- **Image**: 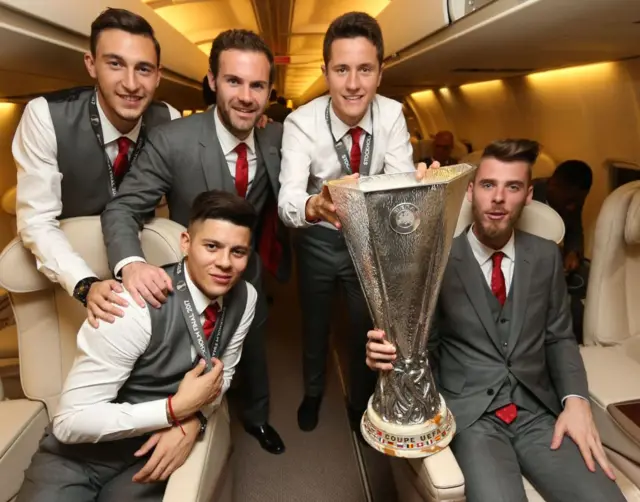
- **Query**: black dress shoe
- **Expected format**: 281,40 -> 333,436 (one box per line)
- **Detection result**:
298,395 -> 322,431
244,423 -> 285,454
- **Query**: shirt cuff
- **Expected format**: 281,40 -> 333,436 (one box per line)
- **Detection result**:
114,256 -> 146,278
136,399 -> 172,430
562,394 -> 587,407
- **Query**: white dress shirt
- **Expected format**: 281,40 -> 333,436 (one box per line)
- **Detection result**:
278,94 -> 416,229
52,265 -> 256,444
112,106 -> 257,277
466,226 -> 583,405
12,94 -> 181,296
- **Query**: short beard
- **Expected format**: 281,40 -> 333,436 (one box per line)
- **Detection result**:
471,201 -> 525,247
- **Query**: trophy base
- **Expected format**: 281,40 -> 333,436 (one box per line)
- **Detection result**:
360,394 -> 456,459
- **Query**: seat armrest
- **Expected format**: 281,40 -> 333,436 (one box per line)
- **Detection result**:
0,400 -> 49,502
163,399 -> 232,502
580,346 -> 640,407
399,447 -> 465,501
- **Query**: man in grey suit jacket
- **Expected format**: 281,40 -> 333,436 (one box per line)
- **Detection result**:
365,139 -> 624,502
101,29 -> 290,455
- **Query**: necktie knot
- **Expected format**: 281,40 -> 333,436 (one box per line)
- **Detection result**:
203,302 -> 221,339
349,127 -> 363,144
491,251 -> 504,268
117,136 -> 132,155
235,142 -> 247,158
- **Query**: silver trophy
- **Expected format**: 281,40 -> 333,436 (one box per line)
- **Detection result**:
326,164 -> 476,458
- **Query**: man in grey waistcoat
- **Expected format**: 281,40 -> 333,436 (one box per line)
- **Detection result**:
12,8 -> 180,326
100,29 -> 290,454
365,139 -> 625,502
16,190 -> 258,502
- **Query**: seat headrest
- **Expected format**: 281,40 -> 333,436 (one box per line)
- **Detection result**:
455,198 -> 565,244
1,186 -> 16,215
0,216 -> 186,293
625,190 -> 640,245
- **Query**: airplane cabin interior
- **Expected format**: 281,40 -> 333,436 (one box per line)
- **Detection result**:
0,0 -> 639,501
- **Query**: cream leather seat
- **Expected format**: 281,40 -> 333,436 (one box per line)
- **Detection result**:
581,180 -> 640,488
0,216 -> 232,502
392,199 -> 637,501
0,185 -> 18,400
461,150 -> 557,179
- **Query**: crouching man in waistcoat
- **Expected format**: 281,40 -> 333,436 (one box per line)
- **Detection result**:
12,7 -> 180,328
16,190 -> 257,502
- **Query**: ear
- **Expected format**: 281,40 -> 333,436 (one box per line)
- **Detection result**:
207,70 -> 216,92
466,181 -> 473,202
525,184 -> 533,205
155,64 -> 163,90
321,64 -> 329,85
84,52 -> 97,79
180,231 -> 191,256
377,62 -> 384,87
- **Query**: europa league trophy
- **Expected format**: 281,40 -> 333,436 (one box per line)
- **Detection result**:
326,164 -> 476,458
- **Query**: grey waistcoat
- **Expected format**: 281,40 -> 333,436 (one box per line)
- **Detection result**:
484,284 -> 539,413
45,86 -> 171,219
115,262 -> 248,405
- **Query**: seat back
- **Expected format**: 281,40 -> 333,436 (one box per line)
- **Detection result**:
0,216 -> 185,417
584,181 -> 640,347
454,198 -> 565,245
2,186 -> 16,237
461,150 -> 557,179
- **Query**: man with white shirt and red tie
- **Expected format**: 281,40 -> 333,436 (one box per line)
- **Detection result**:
278,11 -> 432,433
365,139 -> 625,502
12,8 -> 180,327
16,190 -> 257,502
100,29 -> 290,454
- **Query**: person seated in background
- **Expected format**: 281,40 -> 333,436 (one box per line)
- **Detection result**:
365,139 -> 624,502
266,95 -> 292,123
532,159 -> 593,343
422,130 -> 458,166
16,190 -> 257,502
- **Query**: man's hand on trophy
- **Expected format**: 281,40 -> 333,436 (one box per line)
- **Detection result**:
305,173 -> 359,229
366,329 -> 396,371
415,160 -> 441,180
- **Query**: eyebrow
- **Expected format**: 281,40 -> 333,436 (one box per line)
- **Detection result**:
102,53 -> 157,69
221,73 -> 268,86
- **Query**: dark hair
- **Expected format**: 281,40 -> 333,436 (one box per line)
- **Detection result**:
276,96 -> 286,106
90,8 -> 160,65
553,160 -> 593,192
202,75 -> 216,106
209,29 -> 275,85
323,12 -> 384,67
189,190 -> 257,230
481,139 -> 540,166
269,89 -> 277,101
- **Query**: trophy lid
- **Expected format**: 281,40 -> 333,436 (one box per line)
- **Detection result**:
325,163 -> 476,194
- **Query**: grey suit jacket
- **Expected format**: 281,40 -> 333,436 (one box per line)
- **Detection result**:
429,229 -> 588,432
101,109 -> 292,285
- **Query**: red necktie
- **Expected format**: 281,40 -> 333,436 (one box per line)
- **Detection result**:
235,143 -> 249,198
349,127 -> 363,174
112,137 -> 132,179
496,403 -> 518,424
202,303 -> 220,339
490,252 -> 507,306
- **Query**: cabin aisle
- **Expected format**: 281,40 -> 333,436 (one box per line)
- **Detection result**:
227,271 -> 367,502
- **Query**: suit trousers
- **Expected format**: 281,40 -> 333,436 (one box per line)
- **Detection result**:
450,406 -> 625,502
236,253 -> 270,426
17,431 -> 166,502
294,225 -> 376,413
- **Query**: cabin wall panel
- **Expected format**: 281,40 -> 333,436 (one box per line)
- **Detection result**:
408,59 -> 640,256
0,103 -> 22,249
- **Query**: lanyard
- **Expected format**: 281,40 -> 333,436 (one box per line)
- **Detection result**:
325,99 -> 374,176
175,259 -> 226,373
88,90 -> 146,197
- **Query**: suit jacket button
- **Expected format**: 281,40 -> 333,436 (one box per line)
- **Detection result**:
487,389 -> 495,396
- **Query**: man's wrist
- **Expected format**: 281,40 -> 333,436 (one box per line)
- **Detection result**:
73,276 -> 100,306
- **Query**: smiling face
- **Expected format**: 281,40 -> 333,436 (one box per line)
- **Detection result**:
323,36 -> 382,127
181,218 -> 251,299
84,28 -> 160,133
468,156 -> 533,249
209,49 -> 271,140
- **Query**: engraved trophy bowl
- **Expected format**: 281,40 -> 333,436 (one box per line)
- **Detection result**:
326,164 -> 477,458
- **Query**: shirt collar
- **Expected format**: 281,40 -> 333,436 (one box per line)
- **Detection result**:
466,225 -> 515,266
96,93 -> 142,145
183,261 -> 223,315
328,97 -> 374,142
213,106 -> 255,156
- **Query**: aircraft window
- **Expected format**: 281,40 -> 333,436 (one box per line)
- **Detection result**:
607,160 -> 640,191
